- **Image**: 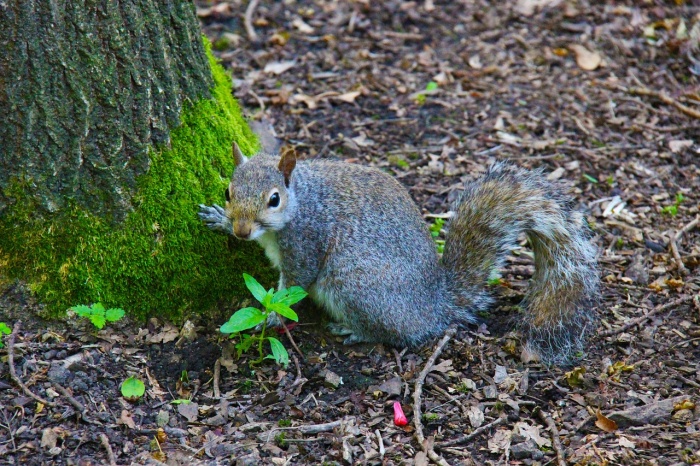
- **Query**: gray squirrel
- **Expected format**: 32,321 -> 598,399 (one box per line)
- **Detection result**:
199,141 -> 598,365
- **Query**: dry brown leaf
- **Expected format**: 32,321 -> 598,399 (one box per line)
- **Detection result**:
263,61 -> 296,75
336,91 -> 361,103
569,44 -> 602,71
119,409 -> 137,429
595,409 -> 618,432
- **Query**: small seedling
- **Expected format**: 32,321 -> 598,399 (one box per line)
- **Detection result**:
415,81 -> 438,104
661,192 -> 684,216
422,413 -> 440,422
121,375 -> 146,401
170,399 -> 191,405
0,322 -> 10,348
69,303 -> 125,329
582,173 -> 598,184
278,419 -> 292,427
429,218 -> 446,254
220,274 -> 307,368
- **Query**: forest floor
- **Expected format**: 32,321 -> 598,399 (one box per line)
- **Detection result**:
2,1 -> 700,465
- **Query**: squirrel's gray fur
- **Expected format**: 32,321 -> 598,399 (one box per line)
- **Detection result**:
199,143 -> 598,365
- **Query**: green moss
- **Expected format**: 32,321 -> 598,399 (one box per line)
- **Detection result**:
0,44 -> 276,321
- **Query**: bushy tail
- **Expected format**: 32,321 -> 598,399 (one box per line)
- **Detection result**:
442,162 -> 598,365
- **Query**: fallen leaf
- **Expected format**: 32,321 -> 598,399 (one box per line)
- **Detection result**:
292,18 -> 314,34
515,422 -> 551,448
595,409 -> 618,432
668,140 -> 693,153
177,402 -> 199,423
619,436 -> 636,449
488,429 -> 512,453
468,406 -> 484,428
674,399 -> 695,411
264,61 -> 296,75
119,409 -> 137,429
569,44 -> 602,70
336,91 -> 361,103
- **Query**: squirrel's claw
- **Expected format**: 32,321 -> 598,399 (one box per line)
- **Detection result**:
198,204 -> 233,235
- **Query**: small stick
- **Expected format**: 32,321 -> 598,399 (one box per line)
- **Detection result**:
213,358 -> 221,399
436,417 -> 506,448
244,0 -> 261,43
53,383 -> 99,425
630,87 -> 700,119
669,216 -> 699,275
7,321 -> 56,407
100,433 -> 118,466
413,326 -> 456,466
375,429 -> 385,459
599,295 -> 695,338
283,324 -> 303,359
266,418 -> 348,443
535,408 -> 566,466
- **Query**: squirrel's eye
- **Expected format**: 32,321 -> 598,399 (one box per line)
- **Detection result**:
224,188 -> 231,202
268,192 -> 280,208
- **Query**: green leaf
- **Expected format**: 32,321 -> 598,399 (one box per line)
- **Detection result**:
261,289 -> 274,308
425,81 -> 438,91
170,399 -> 191,405
279,286 -> 307,306
235,333 -> 255,357
89,314 -> 106,329
582,173 -> 598,184
0,323 -> 11,335
71,305 -> 93,317
220,307 -> 265,334
121,376 -> 146,399
105,308 -> 125,322
243,273 -> 268,304
266,302 -> 299,322
272,288 -> 288,303
267,337 -> 290,368
91,302 -> 106,315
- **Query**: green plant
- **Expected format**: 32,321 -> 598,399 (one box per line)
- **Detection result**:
582,173 -> 598,184
278,419 -> 292,427
0,322 -> 10,348
422,413 -> 440,422
274,432 -> 288,447
69,303 -> 125,329
429,218 -> 446,254
415,81 -> 438,105
171,399 -> 191,405
121,375 -> 146,401
661,192 -> 684,216
220,274 -> 307,368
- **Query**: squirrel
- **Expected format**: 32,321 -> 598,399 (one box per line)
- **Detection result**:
199,141 -> 599,365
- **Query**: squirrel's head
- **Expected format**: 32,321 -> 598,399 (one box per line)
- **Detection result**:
224,143 -> 297,241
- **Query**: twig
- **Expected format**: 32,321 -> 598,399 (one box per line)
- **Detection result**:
244,0 -> 261,43
630,87 -> 700,119
7,321 -> 56,407
100,433 -> 117,466
535,408 -> 566,466
283,324 -> 303,359
375,429 -> 385,460
413,326 -> 456,466
53,383 -> 100,425
669,216 -> 699,275
436,417 -> 506,448
598,295 -> 696,338
265,418 -> 348,443
213,358 -> 221,399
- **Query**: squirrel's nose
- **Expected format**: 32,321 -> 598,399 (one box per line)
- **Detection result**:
233,222 -> 252,240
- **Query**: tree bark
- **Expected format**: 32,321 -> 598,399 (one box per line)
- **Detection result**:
0,0 -> 272,319
0,0 -> 211,220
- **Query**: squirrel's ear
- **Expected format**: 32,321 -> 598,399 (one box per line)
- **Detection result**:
232,142 -> 248,166
278,145 -> 297,187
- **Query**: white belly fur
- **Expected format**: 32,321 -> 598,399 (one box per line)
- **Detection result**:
255,231 -> 282,270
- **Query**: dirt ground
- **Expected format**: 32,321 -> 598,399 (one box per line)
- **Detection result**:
2,1 -> 700,465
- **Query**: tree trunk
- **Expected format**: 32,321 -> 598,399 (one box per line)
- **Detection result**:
0,0 -> 273,319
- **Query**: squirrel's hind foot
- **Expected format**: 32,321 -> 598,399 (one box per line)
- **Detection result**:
327,323 -> 368,345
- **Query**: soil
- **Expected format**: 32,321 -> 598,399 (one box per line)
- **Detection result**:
2,1 -> 700,465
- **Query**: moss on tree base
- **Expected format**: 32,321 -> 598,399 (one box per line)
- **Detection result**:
0,48 -> 276,321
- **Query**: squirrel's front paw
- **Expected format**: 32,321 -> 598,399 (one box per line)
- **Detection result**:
198,204 -> 233,235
